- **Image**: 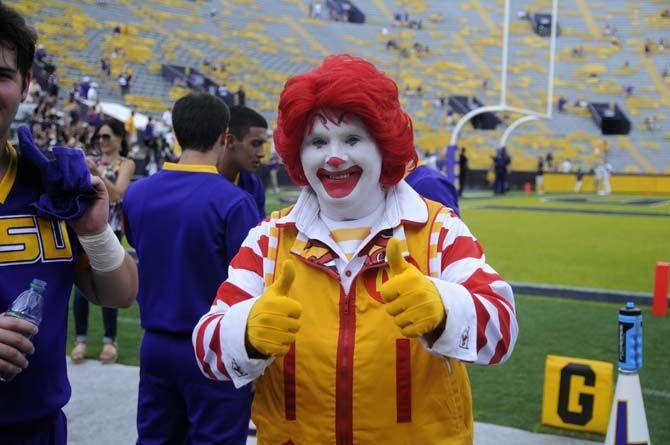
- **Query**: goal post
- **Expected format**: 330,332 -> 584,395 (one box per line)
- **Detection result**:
444,0 -> 560,184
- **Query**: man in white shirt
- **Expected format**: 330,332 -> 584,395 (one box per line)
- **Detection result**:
87,82 -> 98,102
161,108 -> 172,128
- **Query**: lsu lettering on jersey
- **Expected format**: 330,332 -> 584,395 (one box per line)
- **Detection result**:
0,143 -> 82,425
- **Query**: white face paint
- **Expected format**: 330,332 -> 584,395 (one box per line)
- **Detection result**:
300,112 -> 385,221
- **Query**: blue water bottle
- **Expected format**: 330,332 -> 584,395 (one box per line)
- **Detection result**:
618,301 -> 642,373
0,279 -> 47,382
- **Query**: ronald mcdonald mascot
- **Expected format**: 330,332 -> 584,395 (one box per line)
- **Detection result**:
193,55 -> 518,444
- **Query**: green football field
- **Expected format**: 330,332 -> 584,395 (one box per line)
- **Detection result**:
70,190 -> 670,443
460,192 -> 670,293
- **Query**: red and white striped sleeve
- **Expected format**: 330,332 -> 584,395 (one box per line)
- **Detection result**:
424,209 -> 518,365
192,220 -> 274,387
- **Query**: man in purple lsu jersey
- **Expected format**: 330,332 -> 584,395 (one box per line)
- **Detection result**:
0,5 -> 138,444
123,93 -> 260,444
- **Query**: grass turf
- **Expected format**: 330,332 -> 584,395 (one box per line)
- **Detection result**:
461,193 -> 670,215
462,205 -> 669,293
468,294 -> 669,444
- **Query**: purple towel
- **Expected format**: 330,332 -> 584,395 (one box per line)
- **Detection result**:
17,125 -> 96,220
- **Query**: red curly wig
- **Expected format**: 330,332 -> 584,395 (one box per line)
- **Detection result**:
274,54 -> 416,186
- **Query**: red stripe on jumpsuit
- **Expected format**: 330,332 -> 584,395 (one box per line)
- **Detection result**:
195,314 -> 222,380
395,338 -> 412,423
284,343 -> 296,420
336,283 -> 356,445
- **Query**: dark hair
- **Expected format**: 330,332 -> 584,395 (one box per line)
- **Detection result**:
92,118 -> 129,156
172,93 -> 230,152
0,3 -> 38,82
229,105 -> 268,140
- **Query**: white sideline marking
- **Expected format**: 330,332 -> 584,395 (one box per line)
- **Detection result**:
643,388 -> 670,399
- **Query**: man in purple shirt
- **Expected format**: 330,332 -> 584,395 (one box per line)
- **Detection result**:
405,163 -> 460,216
0,5 -> 138,443
218,105 -> 268,218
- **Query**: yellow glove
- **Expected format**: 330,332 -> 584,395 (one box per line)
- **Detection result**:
246,261 -> 302,357
380,238 -> 446,338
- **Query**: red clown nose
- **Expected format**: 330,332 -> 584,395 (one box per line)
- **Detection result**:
327,157 -> 346,168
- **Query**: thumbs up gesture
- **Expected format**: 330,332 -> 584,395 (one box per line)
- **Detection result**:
380,238 -> 446,338
246,261 -> 302,358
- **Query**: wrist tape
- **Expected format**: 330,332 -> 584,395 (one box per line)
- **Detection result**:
78,225 -> 126,272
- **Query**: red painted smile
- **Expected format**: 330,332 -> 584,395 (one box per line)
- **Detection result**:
317,166 -> 362,198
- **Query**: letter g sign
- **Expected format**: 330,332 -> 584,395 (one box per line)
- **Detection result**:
558,363 -> 595,425
541,355 -> 613,434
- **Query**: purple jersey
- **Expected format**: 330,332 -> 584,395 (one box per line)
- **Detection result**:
237,171 -> 265,219
405,165 -> 460,216
123,163 -> 261,334
124,162 -> 258,443
0,144 -> 82,425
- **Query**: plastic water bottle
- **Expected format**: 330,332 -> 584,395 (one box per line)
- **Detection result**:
0,279 -> 47,383
618,301 -> 642,373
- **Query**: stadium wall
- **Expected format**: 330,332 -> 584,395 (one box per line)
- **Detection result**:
544,173 -> 670,194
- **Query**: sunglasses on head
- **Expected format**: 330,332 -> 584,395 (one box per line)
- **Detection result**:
97,134 -> 112,141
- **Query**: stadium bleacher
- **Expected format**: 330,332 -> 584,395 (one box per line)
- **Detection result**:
9,0 -> 670,173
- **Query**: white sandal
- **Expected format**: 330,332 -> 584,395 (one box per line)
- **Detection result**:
70,341 -> 87,364
99,342 -> 118,364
